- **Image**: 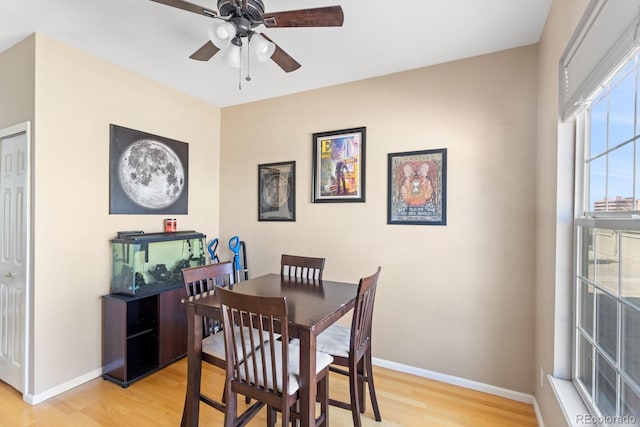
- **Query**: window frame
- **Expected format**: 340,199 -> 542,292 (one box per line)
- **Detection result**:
572,50 -> 640,423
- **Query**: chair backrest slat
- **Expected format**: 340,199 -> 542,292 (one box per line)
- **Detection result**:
231,309 -> 243,378
268,317 -> 278,392
280,254 -> 326,280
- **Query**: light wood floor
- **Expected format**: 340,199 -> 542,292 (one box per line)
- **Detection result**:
0,358 -> 538,426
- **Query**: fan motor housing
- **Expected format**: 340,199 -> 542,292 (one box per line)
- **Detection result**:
217,0 -> 265,21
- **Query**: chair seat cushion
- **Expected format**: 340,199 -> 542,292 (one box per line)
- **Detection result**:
203,325 -> 274,361
315,324 -> 350,358
240,341 -> 333,395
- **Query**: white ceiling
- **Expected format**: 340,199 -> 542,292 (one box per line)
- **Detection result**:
0,0 -> 552,107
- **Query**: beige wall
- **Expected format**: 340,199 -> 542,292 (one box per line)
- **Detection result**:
220,45 -> 538,393
23,34 -> 221,395
535,1 -> 589,426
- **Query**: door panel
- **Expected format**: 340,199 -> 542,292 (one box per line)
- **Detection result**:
0,128 -> 28,393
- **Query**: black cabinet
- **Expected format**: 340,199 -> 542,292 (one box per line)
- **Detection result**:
102,286 -> 186,387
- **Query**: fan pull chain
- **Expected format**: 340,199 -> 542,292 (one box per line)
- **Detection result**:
238,43 -> 243,90
246,37 -> 252,82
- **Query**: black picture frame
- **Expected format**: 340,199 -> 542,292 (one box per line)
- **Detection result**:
258,161 -> 296,221
312,127 -> 366,203
387,148 -> 447,225
109,124 -> 188,215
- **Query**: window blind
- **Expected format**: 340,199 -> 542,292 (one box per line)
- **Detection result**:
560,0 -> 640,121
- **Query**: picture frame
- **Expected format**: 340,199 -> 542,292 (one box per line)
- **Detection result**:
258,161 -> 296,221
312,127 -> 366,203
387,148 -> 447,225
109,124 -> 188,215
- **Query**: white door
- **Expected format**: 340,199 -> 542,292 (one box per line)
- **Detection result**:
0,123 -> 29,394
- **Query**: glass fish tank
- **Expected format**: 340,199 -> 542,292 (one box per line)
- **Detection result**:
111,230 -> 206,296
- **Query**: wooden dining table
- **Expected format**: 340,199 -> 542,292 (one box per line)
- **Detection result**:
181,273 -> 358,427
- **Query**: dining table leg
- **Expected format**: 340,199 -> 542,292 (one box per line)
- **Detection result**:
298,328 -> 317,427
181,304 -> 203,427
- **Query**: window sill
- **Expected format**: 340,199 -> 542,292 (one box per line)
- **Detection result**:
548,376 -> 595,426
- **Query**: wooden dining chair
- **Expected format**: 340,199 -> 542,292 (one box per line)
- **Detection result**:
314,267 -> 382,427
216,286 -> 333,427
280,254 -> 326,280
181,261 -> 264,414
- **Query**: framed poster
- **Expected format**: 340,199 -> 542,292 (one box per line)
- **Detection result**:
109,124 -> 188,214
312,127 -> 365,203
387,148 -> 447,225
258,161 -> 295,221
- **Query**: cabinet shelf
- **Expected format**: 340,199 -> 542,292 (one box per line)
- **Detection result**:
127,328 -> 155,340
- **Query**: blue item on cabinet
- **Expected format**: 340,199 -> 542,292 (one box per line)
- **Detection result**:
207,238 -> 220,263
228,235 -> 248,281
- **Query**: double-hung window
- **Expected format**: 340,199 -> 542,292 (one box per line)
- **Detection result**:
574,52 -> 640,424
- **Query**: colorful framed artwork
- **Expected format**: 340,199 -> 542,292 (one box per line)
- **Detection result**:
387,148 -> 447,225
312,127 -> 366,203
109,124 -> 188,215
258,161 -> 296,221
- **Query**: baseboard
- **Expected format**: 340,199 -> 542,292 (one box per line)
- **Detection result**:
24,368 -> 102,405
533,396 -> 546,427
371,356 -> 536,405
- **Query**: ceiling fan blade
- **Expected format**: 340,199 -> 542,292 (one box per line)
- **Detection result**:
149,0 -> 217,18
189,40 -> 220,61
263,6 -> 344,28
260,33 -> 301,73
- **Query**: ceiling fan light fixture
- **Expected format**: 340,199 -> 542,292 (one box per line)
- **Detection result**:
250,33 -> 275,62
208,21 -> 237,49
154,0 -> 346,75
223,40 -> 242,68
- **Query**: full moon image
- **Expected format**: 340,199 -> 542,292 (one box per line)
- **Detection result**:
263,175 -> 290,207
118,139 -> 185,209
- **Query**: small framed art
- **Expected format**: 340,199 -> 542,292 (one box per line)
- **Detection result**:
387,148 -> 447,225
258,161 -> 296,221
312,127 -> 365,203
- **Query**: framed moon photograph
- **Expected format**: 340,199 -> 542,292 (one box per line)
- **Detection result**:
258,161 -> 295,221
109,124 -> 188,215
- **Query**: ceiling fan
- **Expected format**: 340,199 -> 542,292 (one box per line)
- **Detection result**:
150,0 -> 344,73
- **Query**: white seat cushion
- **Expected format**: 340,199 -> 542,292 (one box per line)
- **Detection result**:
203,325 -> 270,361
239,341 -> 333,395
315,324 -> 350,358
